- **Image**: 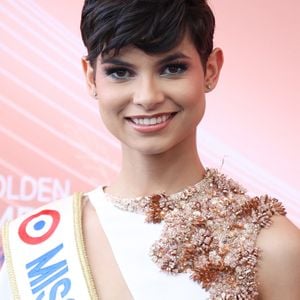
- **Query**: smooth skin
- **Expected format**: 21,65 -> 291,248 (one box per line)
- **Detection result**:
83,34 -> 222,196
82,32 -> 300,299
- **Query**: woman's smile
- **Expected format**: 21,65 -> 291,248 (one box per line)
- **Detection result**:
125,112 -> 178,133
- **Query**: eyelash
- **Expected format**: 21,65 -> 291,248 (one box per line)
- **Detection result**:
161,63 -> 188,76
103,62 -> 188,80
104,67 -> 134,80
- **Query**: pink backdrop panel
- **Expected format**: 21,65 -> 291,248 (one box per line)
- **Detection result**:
0,0 -> 299,228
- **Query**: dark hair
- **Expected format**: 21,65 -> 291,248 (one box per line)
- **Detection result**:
80,0 -> 215,68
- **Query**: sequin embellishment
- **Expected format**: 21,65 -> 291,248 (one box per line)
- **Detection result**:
105,169 -> 286,299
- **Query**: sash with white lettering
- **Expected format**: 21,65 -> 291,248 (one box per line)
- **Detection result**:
2,193 -> 98,300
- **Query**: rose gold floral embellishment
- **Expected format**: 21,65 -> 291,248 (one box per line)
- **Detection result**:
105,169 -> 286,299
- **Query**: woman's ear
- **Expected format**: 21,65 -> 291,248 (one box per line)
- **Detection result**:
204,48 -> 224,92
81,56 -> 97,98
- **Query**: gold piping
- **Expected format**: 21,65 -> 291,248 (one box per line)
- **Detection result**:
2,222 -> 21,300
73,192 -> 99,299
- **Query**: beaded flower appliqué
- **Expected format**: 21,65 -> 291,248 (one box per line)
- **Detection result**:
106,169 -> 286,299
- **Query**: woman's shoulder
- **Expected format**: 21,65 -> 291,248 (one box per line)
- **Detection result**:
257,215 -> 300,299
257,215 -> 300,252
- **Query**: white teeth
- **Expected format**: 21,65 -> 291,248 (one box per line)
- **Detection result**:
131,114 -> 172,126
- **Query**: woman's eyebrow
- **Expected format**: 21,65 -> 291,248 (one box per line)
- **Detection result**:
100,57 -> 134,68
157,52 -> 191,65
100,52 -> 190,67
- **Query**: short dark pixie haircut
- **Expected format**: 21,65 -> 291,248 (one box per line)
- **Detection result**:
80,0 -> 215,69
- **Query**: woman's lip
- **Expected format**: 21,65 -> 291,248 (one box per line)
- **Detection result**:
125,112 -> 176,119
126,113 -> 176,133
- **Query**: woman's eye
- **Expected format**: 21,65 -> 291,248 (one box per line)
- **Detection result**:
105,68 -> 133,80
162,63 -> 187,76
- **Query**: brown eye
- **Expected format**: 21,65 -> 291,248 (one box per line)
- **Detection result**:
167,66 -> 181,73
104,67 -> 134,80
162,63 -> 188,76
114,70 -> 129,78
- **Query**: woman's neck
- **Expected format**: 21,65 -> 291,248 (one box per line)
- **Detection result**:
107,140 -> 205,197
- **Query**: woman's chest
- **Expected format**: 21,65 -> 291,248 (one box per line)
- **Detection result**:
83,198 -> 209,300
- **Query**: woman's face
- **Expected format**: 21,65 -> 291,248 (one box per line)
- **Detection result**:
83,33 -> 223,155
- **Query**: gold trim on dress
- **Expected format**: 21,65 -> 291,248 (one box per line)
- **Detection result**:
2,222 -> 21,300
73,192 -> 99,300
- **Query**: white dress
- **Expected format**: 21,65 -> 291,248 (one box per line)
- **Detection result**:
0,186 -> 209,300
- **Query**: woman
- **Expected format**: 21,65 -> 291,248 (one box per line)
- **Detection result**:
1,0 -> 300,299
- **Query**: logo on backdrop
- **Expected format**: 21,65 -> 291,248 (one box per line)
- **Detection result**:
0,175 -> 71,226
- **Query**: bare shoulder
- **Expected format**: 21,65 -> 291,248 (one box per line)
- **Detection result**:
256,215 -> 300,300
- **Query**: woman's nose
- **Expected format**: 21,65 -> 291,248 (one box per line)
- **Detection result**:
132,76 -> 165,110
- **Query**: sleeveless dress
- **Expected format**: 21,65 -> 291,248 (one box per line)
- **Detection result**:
0,169 -> 286,299
0,187 -> 208,299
